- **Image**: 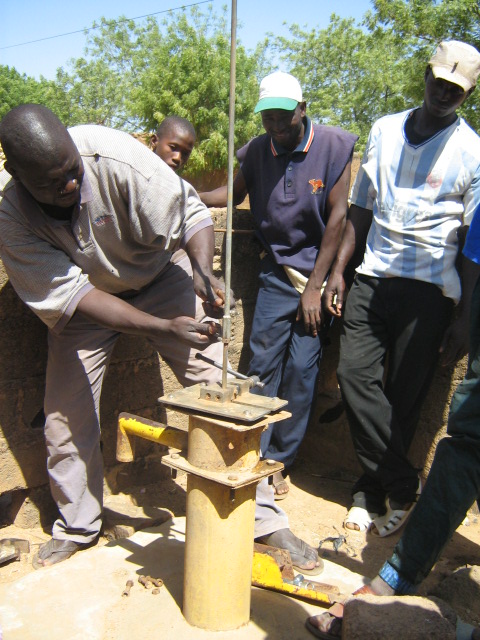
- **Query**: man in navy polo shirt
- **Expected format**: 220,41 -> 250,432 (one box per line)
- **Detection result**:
201,72 -> 358,503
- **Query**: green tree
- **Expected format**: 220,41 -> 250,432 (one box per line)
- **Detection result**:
367,0 -> 480,132
57,6 -> 263,172
268,1 -> 480,148
53,58 -> 136,128
50,16 -> 142,129
268,16 -> 415,148
0,66 -> 59,119
370,0 -> 479,49
136,8 -> 261,172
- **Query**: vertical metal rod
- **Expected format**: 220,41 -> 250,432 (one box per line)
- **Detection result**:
222,0 -> 237,389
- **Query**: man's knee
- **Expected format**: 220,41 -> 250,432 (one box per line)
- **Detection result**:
337,358 -> 363,390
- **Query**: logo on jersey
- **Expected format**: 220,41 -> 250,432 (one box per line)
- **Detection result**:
93,215 -> 114,227
309,178 -> 325,194
426,172 -> 443,189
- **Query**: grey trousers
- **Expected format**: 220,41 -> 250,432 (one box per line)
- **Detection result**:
44,253 -> 287,542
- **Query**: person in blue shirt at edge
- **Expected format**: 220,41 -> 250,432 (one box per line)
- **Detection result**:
200,71 -> 358,505
306,39 -> 480,640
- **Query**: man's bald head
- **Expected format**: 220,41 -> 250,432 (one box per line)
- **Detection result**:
0,104 -> 72,169
0,104 -> 84,209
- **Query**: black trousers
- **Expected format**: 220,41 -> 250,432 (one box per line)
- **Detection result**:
381,276 -> 480,592
337,275 -> 453,513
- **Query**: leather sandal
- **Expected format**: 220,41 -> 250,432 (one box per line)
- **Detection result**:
305,584 -> 377,638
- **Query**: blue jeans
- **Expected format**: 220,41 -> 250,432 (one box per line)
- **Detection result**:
248,254 -> 327,468
379,277 -> 480,593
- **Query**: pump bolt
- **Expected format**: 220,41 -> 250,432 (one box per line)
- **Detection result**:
138,575 -> 153,589
146,576 -> 164,588
122,580 -> 134,597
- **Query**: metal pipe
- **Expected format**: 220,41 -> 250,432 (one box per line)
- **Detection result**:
183,476 -> 256,629
116,412 -> 188,462
183,413 -> 258,630
222,0 -> 237,389
195,352 -> 265,389
117,405 -> 287,631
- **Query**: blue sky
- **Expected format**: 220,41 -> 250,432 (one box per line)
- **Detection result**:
0,0 -> 373,81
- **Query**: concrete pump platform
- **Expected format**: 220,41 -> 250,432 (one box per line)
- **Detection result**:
0,516 -> 366,640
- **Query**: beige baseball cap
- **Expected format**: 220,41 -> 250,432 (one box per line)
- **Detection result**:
254,71 -> 303,113
429,40 -> 480,91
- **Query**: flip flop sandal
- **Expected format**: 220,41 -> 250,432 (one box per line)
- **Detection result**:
273,478 -> 289,501
371,504 -> 415,537
32,538 -> 85,570
343,506 -> 379,532
256,533 -> 325,576
292,556 -> 325,576
305,612 -> 343,639
288,537 -> 325,576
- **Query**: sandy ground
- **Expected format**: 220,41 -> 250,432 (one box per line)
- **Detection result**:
0,460 -> 479,621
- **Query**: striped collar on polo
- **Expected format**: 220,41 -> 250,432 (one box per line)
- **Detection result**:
270,116 -> 314,156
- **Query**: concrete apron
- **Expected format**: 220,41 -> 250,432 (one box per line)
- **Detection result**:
0,517 -> 366,640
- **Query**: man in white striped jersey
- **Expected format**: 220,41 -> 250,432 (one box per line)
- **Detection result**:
322,40 -> 480,541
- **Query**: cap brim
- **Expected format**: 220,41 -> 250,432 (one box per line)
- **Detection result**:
254,97 -> 299,113
430,65 -> 471,91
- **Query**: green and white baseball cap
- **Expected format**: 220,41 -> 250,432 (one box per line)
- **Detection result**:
254,71 -> 303,113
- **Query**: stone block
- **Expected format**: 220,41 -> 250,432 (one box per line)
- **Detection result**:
7,486 -> 57,529
342,594 -> 457,640
103,493 -> 172,541
0,438 -> 48,493
106,456 -> 171,494
430,565 -> 480,627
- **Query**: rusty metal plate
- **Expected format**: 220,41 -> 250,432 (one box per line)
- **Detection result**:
162,453 -> 284,487
158,382 -> 288,422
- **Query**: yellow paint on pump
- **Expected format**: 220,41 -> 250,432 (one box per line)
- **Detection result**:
252,552 -> 334,604
116,412 -> 187,462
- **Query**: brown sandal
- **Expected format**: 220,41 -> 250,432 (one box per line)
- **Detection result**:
32,538 -> 87,569
305,584 -> 377,638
